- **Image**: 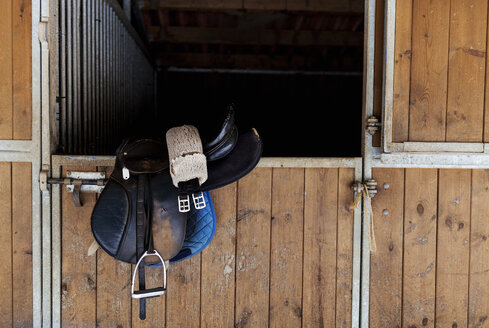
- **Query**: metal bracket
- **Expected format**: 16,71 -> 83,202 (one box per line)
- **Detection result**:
46,171 -> 107,207
366,116 -> 382,135
351,179 -> 378,198
40,164 -> 50,191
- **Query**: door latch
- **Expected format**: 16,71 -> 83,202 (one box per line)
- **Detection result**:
351,179 -> 378,198
43,171 -> 107,207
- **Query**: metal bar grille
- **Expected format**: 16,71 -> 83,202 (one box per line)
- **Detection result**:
58,0 -> 155,155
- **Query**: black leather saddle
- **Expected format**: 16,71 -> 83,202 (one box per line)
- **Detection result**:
90,106 -> 262,320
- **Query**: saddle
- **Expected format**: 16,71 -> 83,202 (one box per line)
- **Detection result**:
90,106 -> 262,320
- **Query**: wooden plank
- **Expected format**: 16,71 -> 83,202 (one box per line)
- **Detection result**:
144,0 -> 243,10
235,168 -> 272,328
408,0 -> 450,142
0,1 -> 12,139
392,0 -> 412,142
138,0 -> 363,12
131,265 -> 166,327
369,168 -> 404,327
335,168 -> 355,328
468,170 -> 489,327
155,52 -> 359,71
446,0 -> 487,142
269,168 -> 304,328
485,18 -> 489,143
61,166 -> 97,326
349,0 -> 363,12
302,168 -> 338,327
402,169 -> 437,328
12,162 -> 32,327
244,0 -> 285,11
201,184 -> 237,328
0,163 -> 12,327
435,169 -> 471,327
286,0 -> 353,12
166,256 -> 201,327
148,27 -> 364,47
12,0 -> 31,140
96,251 -> 132,327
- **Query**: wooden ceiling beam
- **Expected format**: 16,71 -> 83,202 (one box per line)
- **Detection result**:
137,0 -> 363,13
147,26 -> 363,47
153,52 -> 362,71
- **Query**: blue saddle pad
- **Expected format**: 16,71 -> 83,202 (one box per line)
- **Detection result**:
170,191 -> 216,263
148,191 -> 216,266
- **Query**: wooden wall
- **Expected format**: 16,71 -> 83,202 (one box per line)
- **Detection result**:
0,0 -> 33,327
391,0 -> 489,143
370,168 -> 489,328
60,167 -> 356,327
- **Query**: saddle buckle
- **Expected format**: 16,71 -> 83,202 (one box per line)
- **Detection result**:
192,192 -> 206,210
122,167 -> 130,180
131,250 -> 167,299
178,194 -> 191,213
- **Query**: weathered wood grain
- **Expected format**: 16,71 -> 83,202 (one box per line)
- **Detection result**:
0,1 -> 13,139
468,170 -> 489,327
97,251 -> 132,327
269,168 -> 304,328
12,163 -> 32,327
446,0 -> 487,142
409,0 -> 450,142
235,168 -> 272,328
435,169 -> 471,327
302,168 -> 338,328
0,163 -> 12,327
12,0 -> 31,140
402,169 -> 437,328
166,256 -> 201,328
392,0 -> 412,142
335,168 -> 355,328
201,184 -> 237,328
369,168 -> 404,327
61,166 -> 97,327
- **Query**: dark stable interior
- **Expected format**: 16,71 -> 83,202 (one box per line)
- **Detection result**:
139,9 -> 365,157
155,70 -> 362,157
61,8 -> 364,157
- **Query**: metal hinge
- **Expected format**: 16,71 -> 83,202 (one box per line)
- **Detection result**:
44,171 -> 107,207
351,179 -> 378,198
366,116 -> 382,135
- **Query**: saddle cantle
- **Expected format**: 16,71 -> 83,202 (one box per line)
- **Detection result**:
90,105 -> 262,320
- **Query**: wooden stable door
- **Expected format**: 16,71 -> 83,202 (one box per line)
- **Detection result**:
58,165 -> 359,327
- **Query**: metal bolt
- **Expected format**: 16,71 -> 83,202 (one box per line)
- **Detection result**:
383,183 -> 390,190
382,209 -> 389,216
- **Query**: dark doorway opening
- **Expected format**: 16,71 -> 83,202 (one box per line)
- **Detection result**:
156,69 -> 362,157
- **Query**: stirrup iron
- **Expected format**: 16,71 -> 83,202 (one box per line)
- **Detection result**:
131,250 -> 167,299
